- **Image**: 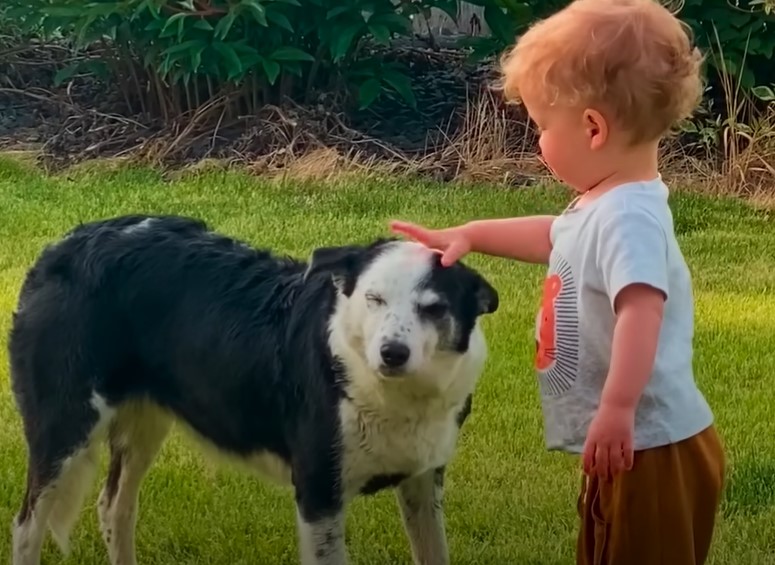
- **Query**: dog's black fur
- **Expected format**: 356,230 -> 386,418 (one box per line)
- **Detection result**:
9,214 -> 498,565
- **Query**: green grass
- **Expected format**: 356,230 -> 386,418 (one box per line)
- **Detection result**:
0,155 -> 774,564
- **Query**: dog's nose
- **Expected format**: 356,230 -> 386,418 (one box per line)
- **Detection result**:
380,342 -> 410,368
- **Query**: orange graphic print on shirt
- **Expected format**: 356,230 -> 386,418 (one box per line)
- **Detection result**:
535,253 -> 579,396
536,274 -> 561,371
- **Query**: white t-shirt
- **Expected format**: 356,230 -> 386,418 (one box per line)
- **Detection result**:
534,178 -> 714,453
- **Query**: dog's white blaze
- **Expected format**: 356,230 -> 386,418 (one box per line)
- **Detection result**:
341,241 -> 438,375
327,241 -> 489,499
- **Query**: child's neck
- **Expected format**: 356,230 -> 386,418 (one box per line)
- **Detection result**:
576,140 -> 660,206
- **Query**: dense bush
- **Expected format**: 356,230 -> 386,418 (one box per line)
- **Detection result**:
464,0 -> 775,95
679,0 -> 774,93
4,0 -> 457,117
3,0 -> 774,119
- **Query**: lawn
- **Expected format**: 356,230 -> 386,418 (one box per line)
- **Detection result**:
0,154 -> 774,565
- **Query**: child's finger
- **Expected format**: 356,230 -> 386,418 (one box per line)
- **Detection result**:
582,440 -> 595,474
440,239 -> 468,266
609,444 -> 624,476
389,220 -> 432,243
595,444 -> 610,479
623,439 -> 634,470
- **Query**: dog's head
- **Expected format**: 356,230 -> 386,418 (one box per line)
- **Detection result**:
305,239 -> 498,384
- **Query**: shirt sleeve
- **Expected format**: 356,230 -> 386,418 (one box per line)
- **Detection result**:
596,208 -> 669,310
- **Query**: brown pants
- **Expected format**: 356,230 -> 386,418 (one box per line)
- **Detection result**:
577,425 -> 725,565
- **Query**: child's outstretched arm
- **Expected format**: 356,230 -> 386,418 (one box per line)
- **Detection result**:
389,216 -> 556,266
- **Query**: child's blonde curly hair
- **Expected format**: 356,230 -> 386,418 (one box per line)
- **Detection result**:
499,0 -> 704,145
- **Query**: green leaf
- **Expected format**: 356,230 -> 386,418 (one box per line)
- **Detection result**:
44,6 -> 89,17
751,85 -> 775,102
326,6 -> 351,19
270,46 -> 315,62
740,67 -> 756,90
242,0 -> 268,26
381,70 -> 416,108
358,78 -> 382,109
161,39 -> 206,56
212,41 -> 244,80
190,44 -> 204,72
761,37 -> 775,59
261,57 -> 281,84
728,11 -> 752,29
144,18 -> 165,31
360,7 -> 375,22
213,10 -> 238,39
192,19 -> 214,31
368,12 -> 411,33
162,12 -> 188,34
368,23 -> 391,45
266,10 -> 294,32
130,0 -> 154,20
53,63 -> 81,87
483,4 -> 515,43
331,22 -> 364,62
159,48 -> 193,79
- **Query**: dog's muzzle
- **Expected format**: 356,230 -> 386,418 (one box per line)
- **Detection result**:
379,341 -> 410,376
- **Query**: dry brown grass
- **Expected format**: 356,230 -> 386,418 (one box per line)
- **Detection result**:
4,56 -> 773,202
211,88 -> 554,188
257,81 -> 775,201
415,88 -> 550,186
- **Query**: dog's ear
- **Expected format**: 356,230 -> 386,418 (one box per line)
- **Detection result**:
304,245 -> 363,295
473,274 -> 499,316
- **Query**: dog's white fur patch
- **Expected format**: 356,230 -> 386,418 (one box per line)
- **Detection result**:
327,241 -> 487,497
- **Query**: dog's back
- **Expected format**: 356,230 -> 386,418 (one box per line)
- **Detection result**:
11,213 -> 338,447
9,215 -> 499,565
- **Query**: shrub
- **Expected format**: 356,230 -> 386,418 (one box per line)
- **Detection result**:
458,0 -> 774,97
5,0 -> 440,118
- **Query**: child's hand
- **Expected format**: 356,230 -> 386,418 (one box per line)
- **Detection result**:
389,220 -> 471,266
582,402 -> 635,479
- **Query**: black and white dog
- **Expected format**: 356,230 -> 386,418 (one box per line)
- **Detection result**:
9,214 -> 499,565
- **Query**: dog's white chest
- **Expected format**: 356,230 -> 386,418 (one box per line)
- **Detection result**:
338,398 -> 460,498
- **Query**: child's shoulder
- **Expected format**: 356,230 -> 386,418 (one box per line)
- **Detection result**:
591,178 -> 676,238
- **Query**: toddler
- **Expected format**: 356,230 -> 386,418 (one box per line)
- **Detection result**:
390,0 -> 725,563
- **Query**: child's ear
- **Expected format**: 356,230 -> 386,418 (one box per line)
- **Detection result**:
583,108 -> 608,150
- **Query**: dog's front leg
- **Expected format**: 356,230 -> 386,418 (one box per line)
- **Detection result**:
292,426 -> 347,565
295,505 -> 347,565
396,466 -> 449,565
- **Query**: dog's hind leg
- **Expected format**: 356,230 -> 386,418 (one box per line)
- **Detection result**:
97,400 -> 171,565
12,394 -> 113,565
396,466 -> 449,565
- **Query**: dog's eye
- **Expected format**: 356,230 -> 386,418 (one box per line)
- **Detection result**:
419,302 -> 448,319
366,293 -> 386,306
